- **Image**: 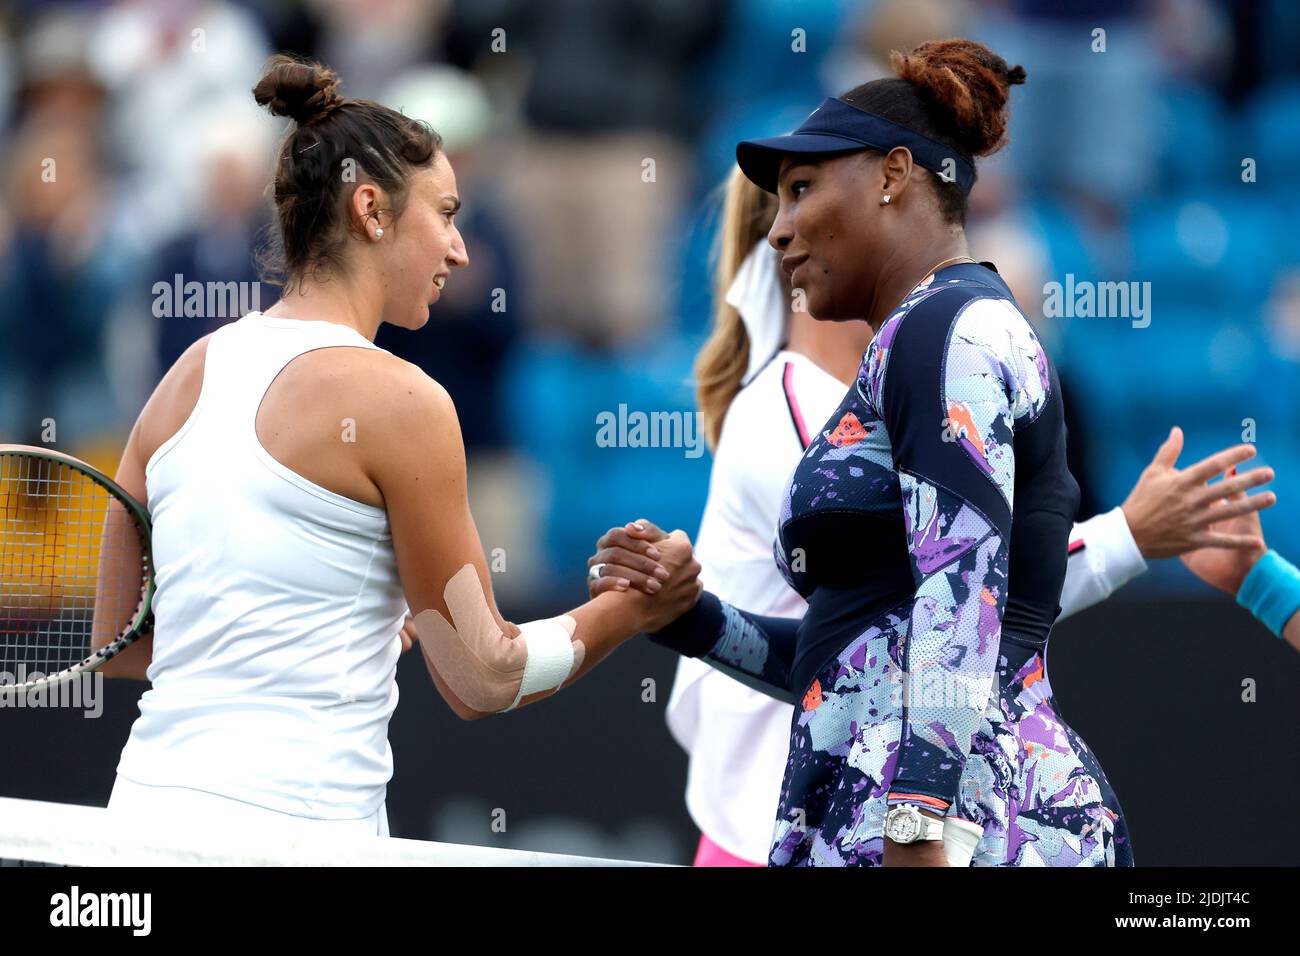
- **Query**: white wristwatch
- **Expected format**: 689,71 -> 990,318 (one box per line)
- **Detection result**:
884,803 -> 944,844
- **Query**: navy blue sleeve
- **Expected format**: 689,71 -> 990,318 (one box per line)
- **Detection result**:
648,591 -> 799,704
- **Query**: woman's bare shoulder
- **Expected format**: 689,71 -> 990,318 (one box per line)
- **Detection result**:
290,346 -> 461,452
136,333 -> 214,466
304,346 -> 453,415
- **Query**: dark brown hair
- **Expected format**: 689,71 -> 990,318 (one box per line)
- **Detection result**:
841,39 -> 1026,224
252,54 -> 442,287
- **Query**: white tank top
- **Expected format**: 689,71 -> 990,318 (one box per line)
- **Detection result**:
116,312 -> 409,819
665,350 -> 851,862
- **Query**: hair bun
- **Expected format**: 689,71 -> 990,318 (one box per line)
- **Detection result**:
253,55 -> 343,125
890,39 -> 1026,157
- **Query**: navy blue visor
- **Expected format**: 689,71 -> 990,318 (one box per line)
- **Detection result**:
736,97 -> 976,195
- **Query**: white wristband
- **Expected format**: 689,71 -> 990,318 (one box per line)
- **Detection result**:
507,616 -> 577,711
1085,506 -> 1148,588
942,816 -> 984,867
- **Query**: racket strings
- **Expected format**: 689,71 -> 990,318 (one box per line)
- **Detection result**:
0,453 -> 150,678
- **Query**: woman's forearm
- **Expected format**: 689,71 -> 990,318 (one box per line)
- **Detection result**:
564,589 -> 650,682
648,590 -> 799,702
1236,549 -> 1300,653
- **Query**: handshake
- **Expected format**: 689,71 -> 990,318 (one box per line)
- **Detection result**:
586,519 -> 704,632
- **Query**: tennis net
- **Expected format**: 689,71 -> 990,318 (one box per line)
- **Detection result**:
0,796 -> 666,867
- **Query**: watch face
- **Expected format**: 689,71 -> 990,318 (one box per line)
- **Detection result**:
887,811 -> 919,843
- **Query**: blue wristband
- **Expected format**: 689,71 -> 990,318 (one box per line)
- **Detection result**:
1236,550 -> 1300,638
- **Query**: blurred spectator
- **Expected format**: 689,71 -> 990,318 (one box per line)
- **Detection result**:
305,0 -> 449,100
373,66 -> 522,452
822,0 -> 971,94
0,109 -> 126,445
445,0 -> 725,137
0,7 -> 130,446
445,0 -> 728,346
8,6 -> 104,124
150,97 -> 277,375
975,0 -> 1162,219
87,0 -> 271,248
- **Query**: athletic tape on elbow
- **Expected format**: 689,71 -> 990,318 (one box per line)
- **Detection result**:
412,564 -> 583,713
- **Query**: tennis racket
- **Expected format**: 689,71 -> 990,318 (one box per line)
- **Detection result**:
0,445 -> 154,696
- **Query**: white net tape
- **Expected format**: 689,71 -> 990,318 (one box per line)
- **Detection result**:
0,797 -> 667,867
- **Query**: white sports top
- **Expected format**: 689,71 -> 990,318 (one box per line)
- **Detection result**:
116,312 -> 409,819
665,351 -> 848,862
665,349 -> 1149,863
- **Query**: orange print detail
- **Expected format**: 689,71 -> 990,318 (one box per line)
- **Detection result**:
802,679 -> 823,711
827,412 -> 868,448
980,587 -> 997,605
1022,658 -> 1045,690
888,793 -> 950,811
946,401 -> 985,457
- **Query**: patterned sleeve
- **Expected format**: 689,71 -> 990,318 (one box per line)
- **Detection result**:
648,591 -> 800,704
873,292 -> 1048,815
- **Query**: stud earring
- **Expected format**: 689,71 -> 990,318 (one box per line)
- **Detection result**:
374,228 -> 384,238
880,195 -> 892,205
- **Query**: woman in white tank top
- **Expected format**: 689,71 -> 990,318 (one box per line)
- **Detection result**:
99,56 -> 703,839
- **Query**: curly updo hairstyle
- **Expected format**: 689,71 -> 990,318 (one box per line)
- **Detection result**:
841,39 -> 1026,225
252,54 -> 443,288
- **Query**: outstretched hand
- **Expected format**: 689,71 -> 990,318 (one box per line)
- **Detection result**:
1121,427 -> 1274,560
1179,465 -> 1270,596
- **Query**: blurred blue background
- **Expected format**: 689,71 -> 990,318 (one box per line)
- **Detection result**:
2,0 -> 1295,607
1,0 -> 1299,865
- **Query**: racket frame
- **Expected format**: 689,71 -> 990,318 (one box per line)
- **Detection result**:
0,444 -> 154,696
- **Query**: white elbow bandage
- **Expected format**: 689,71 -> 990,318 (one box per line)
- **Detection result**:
413,564 -> 583,714
509,617 -> 578,711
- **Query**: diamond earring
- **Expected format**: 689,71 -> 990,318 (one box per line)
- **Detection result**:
880,195 -> 892,205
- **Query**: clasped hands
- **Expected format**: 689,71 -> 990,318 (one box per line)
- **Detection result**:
586,518 -> 703,632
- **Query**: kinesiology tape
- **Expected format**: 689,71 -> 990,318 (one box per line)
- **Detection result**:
413,564 -> 584,713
